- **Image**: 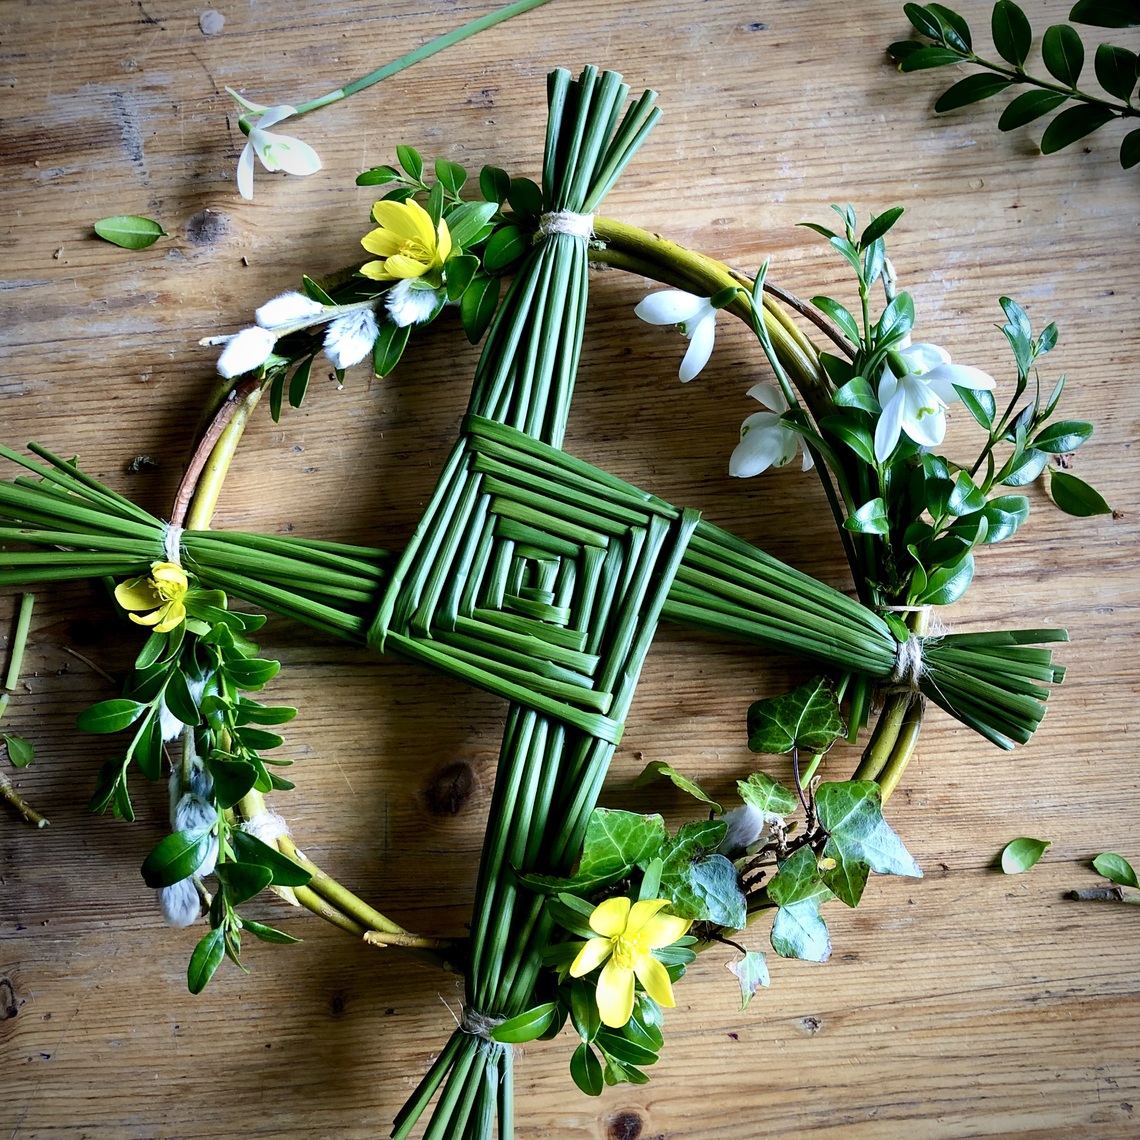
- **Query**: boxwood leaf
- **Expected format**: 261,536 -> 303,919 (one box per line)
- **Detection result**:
917,551 -> 975,604
859,206 -> 905,249
395,144 -> 423,182
1040,103 -> 1116,152
1121,127 -> 1140,168
1048,470 -> 1113,516
832,376 -> 880,414
1042,23 -> 1085,85
3,733 -> 34,768
1092,852 -> 1139,888
187,927 -> 225,994
1001,836 -> 1051,873
242,918 -> 302,944
935,73 -> 1013,112
844,497 -> 890,535
999,89 -> 1069,131
992,0 -> 1033,66
213,860 -> 273,905
355,164 -> 402,186
810,295 -> 861,343
955,383 -> 996,429
491,1002 -> 558,1044
747,676 -> 845,754
434,158 -> 466,196
224,657 -> 280,689
93,215 -> 167,249
229,829 -> 312,887
1032,419 -> 1093,453
479,164 -> 511,204
141,826 -> 212,888
77,698 -> 147,734
206,755 -> 259,810
459,273 -> 500,344
1094,43 -> 1138,99
979,494 -> 1030,543
570,1042 -> 604,1096
900,45 -> 965,70
1068,0 -> 1140,27
163,667 -> 201,727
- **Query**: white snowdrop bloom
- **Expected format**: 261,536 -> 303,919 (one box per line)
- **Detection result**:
232,100 -> 322,202
634,289 -> 718,383
730,384 -> 813,478
323,307 -> 379,369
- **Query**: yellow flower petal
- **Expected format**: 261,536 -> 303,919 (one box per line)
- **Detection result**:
382,254 -> 430,280
596,957 -> 636,1028
360,228 -> 404,258
626,898 -> 669,936
149,561 -> 187,587
358,259 -> 395,282
590,896 -> 631,938
114,579 -> 161,611
642,912 -> 692,951
569,936 -> 614,978
436,217 -> 452,263
128,610 -> 164,628
633,953 -> 676,1008
152,599 -> 186,634
371,199 -> 435,245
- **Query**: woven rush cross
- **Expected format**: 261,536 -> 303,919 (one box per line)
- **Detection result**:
0,65 -> 1068,1140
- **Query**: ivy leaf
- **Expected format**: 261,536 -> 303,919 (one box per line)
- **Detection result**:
661,841 -> 746,928
1001,836 -> 1051,873
1092,852 -> 1139,888
634,759 -> 722,812
727,950 -> 770,1010
1042,23 -> 1086,85
816,781 -> 922,906
747,676 -> 845,755
3,733 -> 34,768
992,0 -> 1033,67
1048,470 -> 1113,516
737,771 -> 798,820
998,89 -> 1070,132
93,215 -> 167,249
1040,103 -> 1117,153
767,846 -> 833,962
935,73 -> 1013,112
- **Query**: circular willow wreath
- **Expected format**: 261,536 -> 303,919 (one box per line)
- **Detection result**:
0,65 -> 1070,1140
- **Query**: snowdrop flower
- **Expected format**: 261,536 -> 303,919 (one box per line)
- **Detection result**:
214,326 -> 277,379
634,290 -> 718,383
716,803 -> 767,860
729,384 -> 814,478
386,278 -> 445,328
255,291 -> 326,329
874,343 -> 996,463
323,307 -> 379,369
229,92 -> 322,201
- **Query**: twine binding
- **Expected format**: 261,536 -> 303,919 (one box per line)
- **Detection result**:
536,210 -> 594,241
162,523 -> 184,565
460,1006 -> 507,1041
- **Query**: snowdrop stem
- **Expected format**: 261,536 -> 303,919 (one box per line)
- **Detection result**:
290,0 -> 554,117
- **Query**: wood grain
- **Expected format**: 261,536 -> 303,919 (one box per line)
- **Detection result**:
2,1 -> 1138,1136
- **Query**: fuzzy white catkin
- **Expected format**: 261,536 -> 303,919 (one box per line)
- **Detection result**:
716,803 -> 767,859
386,279 -> 444,328
216,326 -> 276,378
158,878 -> 201,927
323,308 -> 378,368
255,291 -> 325,329
158,677 -> 207,743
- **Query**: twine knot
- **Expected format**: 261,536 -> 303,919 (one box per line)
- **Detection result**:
536,210 -> 594,241
460,1006 -> 506,1041
240,809 -> 290,843
162,523 -> 185,565
891,634 -> 924,690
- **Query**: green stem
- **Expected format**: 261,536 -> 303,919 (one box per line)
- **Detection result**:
961,51 -> 1137,119
4,592 -> 34,691
291,0 -> 555,115
0,767 -> 48,828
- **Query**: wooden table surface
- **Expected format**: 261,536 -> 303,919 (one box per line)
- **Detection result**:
2,1 -> 1137,1137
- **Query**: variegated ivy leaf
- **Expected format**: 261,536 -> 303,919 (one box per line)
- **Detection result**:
747,675 -> 845,755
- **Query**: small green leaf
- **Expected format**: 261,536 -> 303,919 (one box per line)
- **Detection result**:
459,273 -> 500,344
162,668 -> 201,728
443,254 -> 480,304
888,38 -> 927,62
921,453 -> 954,517
135,630 -> 167,670
1069,0 -> 1140,28
224,658 -> 280,689
241,918 -> 302,944
955,384 -> 996,429
372,320 -> 411,378
1001,836 -> 1051,873
1040,103 -> 1117,153
570,1042 -> 604,1096
506,176 -> 543,218
634,759 -> 722,812
728,949 -> 770,1010
1122,128 -> 1140,168
874,290 -> 915,346
1092,852 -> 1139,888
935,73 -> 1013,112
1094,43 -> 1138,99
1048,470 -> 1113,516
301,275 -> 336,305
821,416 -> 877,466
832,377 -> 881,414
747,676 -> 845,755
213,861 -> 273,906
948,471 -> 987,516
434,158 -> 467,196
491,1003 -> 558,1044
482,225 -> 528,273
206,756 -> 259,810
596,1029 -> 659,1068
811,296 -> 861,343
288,356 -> 313,409
1001,446 -> 1049,486
1042,23 -> 1085,84
978,494 -> 1031,543
229,829 -> 312,887
234,700 -> 296,726
93,215 -> 167,249
141,827 -> 213,888
844,497 -> 890,535
905,2 -> 947,40
479,164 -> 511,204
395,144 -> 423,182
859,206 -> 905,249
424,181 -> 445,227
737,771 -> 798,819
3,733 -> 34,768
444,201 -> 498,250
928,3 -> 973,51
355,164 -> 402,186
900,45 -> 966,70
131,712 -> 163,782
188,928 -> 225,994
77,698 -> 147,734
1032,419 -> 1094,453
998,89 -> 1070,132
571,977 -> 601,1041
992,0 -> 1033,66
917,551 -> 975,605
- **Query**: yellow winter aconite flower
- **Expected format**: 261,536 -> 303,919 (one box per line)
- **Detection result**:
359,199 -> 452,282
569,896 -> 692,1028
114,561 -> 189,633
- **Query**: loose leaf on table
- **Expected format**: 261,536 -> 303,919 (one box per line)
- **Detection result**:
767,846 -> 834,962
634,759 -> 722,812
727,949 -> 770,1010
93,215 -> 167,249
1048,470 -> 1113,516
747,676 -> 845,755
3,733 -> 34,768
1001,836 -> 1051,873
1092,852 -> 1138,888
815,780 -> 922,906
737,770 -> 798,820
